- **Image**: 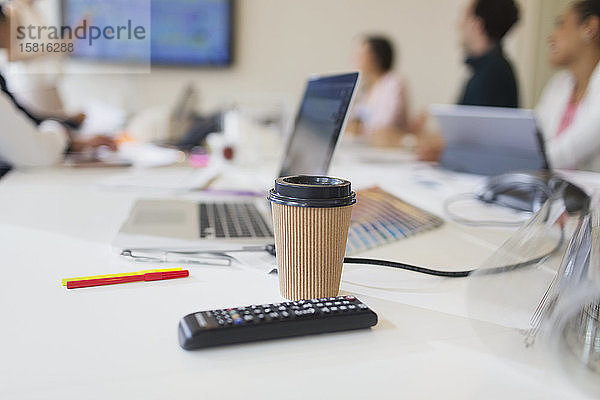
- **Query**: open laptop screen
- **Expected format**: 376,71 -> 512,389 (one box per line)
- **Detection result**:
431,104 -> 548,176
279,72 -> 359,178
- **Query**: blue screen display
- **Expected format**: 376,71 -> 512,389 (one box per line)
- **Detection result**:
62,0 -> 233,66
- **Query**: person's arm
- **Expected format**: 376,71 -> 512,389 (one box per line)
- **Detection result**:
0,94 -> 68,167
546,98 -> 600,169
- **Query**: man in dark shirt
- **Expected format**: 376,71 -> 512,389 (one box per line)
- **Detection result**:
416,0 -> 521,161
458,0 -> 520,108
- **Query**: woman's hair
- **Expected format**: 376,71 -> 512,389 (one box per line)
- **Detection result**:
364,36 -> 394,72
573,0 -> 600,45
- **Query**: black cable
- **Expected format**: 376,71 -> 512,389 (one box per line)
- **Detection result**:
343,226 -> 565,278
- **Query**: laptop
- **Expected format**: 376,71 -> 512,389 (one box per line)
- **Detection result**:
115,72 -> 360,250
430,104 -> 548,176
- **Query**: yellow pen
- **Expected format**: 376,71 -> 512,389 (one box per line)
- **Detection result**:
61,267 -> 183,286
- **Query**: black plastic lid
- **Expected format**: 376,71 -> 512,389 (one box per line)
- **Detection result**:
268,175 -> 356,208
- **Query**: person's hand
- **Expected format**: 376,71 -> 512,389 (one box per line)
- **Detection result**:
368,127 -> 404,148
344,119 -> 363,136
408,110 -> 429,134
64,112 -> 86,129
416,133 -> 445,162
70,135 -> 118,153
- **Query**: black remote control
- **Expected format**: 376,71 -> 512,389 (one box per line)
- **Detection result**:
178,296 -> 378,350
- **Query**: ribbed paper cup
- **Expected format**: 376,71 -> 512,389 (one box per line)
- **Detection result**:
268,176 -> 356,300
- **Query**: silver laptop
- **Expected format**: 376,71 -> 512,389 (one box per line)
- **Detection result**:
430,104 -> 548,176
116,72 -> 359,250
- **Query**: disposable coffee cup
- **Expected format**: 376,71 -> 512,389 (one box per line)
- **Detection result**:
268,176 -> 356,300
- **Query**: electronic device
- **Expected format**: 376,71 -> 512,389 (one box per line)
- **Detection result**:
115,72 -> 359,249
430,105 -> 548,176
62,0 -> 234,66
178,296 -> 378,350
477,171 -> 590,214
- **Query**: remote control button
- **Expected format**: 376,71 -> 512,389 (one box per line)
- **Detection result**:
358,304 -> 368,309
294,310 -> 303,317
291,305 -> 300,310
243,315 -> 254,323
281,311 -> 290,318
302,304 -> 313,309
328,297 -> 336,301
345,296 -> 356,301
264,308 -> 272,313
342,301 -> 350,305
319,298 -> 328,302
310,299 -> 319,303
325,302 -> 333,307
233,318 -> 243,325
330,307 -> 338,312
348,305 -> 356,310
269,312 -> 279,319
257,314 -> 265,320
316,303 -> 324,307
272,303 -> 281,307
322,307 -> 330,313
333,301 -> 342,306
278,306 -> 286,311
339,306 -> 348,312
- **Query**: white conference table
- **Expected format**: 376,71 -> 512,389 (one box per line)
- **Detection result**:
0,151 -> 597,400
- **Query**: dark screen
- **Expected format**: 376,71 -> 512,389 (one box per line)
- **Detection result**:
279,72 -> 358,178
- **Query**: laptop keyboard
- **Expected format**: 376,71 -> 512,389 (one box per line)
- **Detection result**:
199,202 -> 273,239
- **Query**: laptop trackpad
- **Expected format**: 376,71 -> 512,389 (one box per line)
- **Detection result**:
120,199 -> 199,240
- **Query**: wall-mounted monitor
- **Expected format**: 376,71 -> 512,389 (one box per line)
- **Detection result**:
61,0 -> 234,66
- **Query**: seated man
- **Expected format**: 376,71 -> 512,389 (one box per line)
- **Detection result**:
416,0 -> 520,160
457,0 -> 520,107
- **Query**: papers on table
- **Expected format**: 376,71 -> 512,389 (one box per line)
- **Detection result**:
98,166 -> 220,192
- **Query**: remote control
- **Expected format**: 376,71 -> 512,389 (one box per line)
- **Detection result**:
178,296 -> 378,350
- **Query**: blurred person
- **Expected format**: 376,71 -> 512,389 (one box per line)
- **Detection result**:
346,35 -> 410,146
536,0 -> 600,171
412,0 -> 520,156
418,0 -> 600,172
0,6 -> 115,177
457,0 -> 520,107
3,0 -> 82,121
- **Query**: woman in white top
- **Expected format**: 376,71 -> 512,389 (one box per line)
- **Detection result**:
347,36 -> 409,146
536,0 -> 600,171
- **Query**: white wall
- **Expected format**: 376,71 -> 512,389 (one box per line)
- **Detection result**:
40,0 -> 563,116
